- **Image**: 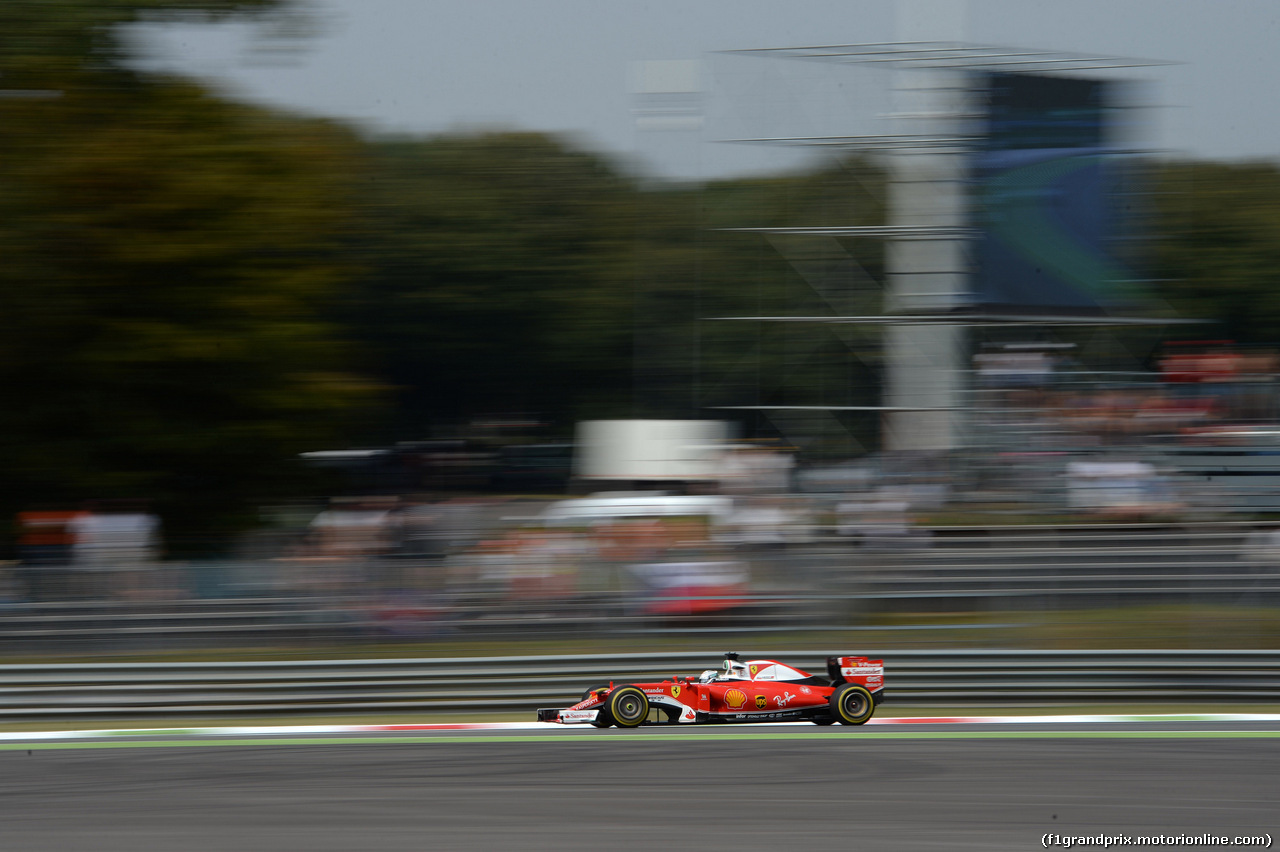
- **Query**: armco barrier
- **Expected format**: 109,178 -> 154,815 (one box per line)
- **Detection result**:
2,650 -> 1279,718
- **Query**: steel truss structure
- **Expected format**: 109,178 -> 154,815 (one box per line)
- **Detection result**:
709,41 -> 1171,453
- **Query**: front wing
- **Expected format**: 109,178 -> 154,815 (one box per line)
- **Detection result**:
538,692 -> 698,725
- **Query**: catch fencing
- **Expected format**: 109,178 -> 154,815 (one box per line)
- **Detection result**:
3,522 -> 1280,651
2,649 -> 1279,719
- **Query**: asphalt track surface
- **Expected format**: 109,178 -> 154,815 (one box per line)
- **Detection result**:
2,722 -> 1278,851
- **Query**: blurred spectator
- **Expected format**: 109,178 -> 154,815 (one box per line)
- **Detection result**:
393,497 -> 448,560
308,497 -> 396,592
834,498 -> 917,549
720,446 -> 794,495
1066,461 -> 1181,518
15,508 -> 82,600
506,529 -> 581,601
69,501 -> 162,598
722,496 -> 799,548
627,551 -> 749,616
456,527 -> 586,602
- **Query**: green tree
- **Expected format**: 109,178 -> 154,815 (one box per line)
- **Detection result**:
634,157 -> 888,451
0,6 -> 373,547
342,138 -> 888,449
1151,160 -> 1280,343
0,0 -> 286,89
344,133 -> 639,437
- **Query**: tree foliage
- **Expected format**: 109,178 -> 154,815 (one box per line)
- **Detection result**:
12,0 -> 1280,547
0,0 -> 284,88
343,139 -> 889,445
1150,160 -> 1280,343
343,133 -> 640,436
0,4 -> 369,545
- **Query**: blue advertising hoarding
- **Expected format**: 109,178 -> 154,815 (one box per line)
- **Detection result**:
972,73 -> 1136,313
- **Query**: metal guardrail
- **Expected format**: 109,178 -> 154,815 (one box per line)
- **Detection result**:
3,650 -> 1280,718
808,523 -> 1280,601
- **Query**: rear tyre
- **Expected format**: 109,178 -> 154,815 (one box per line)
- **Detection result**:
829,683 -> 875,726
607,686 -> 650,728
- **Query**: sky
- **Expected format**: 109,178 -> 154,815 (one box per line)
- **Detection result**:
133,0 -> 1280,179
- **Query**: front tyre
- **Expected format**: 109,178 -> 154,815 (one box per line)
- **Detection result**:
829,683 -> 875,725
607,686 -> 650,728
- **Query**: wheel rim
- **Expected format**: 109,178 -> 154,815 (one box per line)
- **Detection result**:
614,691 -> 645,723
841,690 -> 868,719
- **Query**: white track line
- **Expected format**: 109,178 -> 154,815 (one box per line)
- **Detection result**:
6,713 -> 1280,741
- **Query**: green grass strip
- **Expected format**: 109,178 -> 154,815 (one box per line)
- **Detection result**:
5,730 -> 1280,750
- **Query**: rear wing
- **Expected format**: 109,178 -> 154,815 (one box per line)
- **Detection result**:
827,655 -> 885,692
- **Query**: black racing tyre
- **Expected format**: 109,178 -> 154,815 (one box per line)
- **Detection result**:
582,683 -> 616,727
829,683 -> 875,726
607,686 -> 650,728
581,683 -> 611,702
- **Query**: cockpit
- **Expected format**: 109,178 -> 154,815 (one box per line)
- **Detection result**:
695,658 -> 817,684
697,658 -> 751,683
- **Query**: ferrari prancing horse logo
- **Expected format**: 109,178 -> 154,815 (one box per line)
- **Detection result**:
671,685 -> 680,699
754,695 -> 767,709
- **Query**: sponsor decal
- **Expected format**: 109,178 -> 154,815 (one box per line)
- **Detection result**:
754,695 -> 767,709
723,710 -> 805,721
800,686 -> 811,695
749,664 -> 759,677
671,685 -> 681,699
725,689 -> 747,709
559,710 -> 598,722
775,691 -> 796,707
644,688 -> 665,694
842,665 -> 884,676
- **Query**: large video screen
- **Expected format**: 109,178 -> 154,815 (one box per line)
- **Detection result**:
972,72 -> 1133,313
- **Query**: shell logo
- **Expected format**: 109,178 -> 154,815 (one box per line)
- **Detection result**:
724,689 -> 747,709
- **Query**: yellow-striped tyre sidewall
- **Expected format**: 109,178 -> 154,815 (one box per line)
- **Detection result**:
608,686 -> 649,728
831,683 -> 875,725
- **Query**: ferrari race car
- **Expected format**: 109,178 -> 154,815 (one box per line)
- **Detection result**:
537,653 -> 884,727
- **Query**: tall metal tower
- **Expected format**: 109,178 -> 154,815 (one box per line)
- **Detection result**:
716,40 -> 1169,456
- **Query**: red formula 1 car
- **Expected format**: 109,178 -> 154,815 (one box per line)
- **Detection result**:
536,653 -> 884,727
